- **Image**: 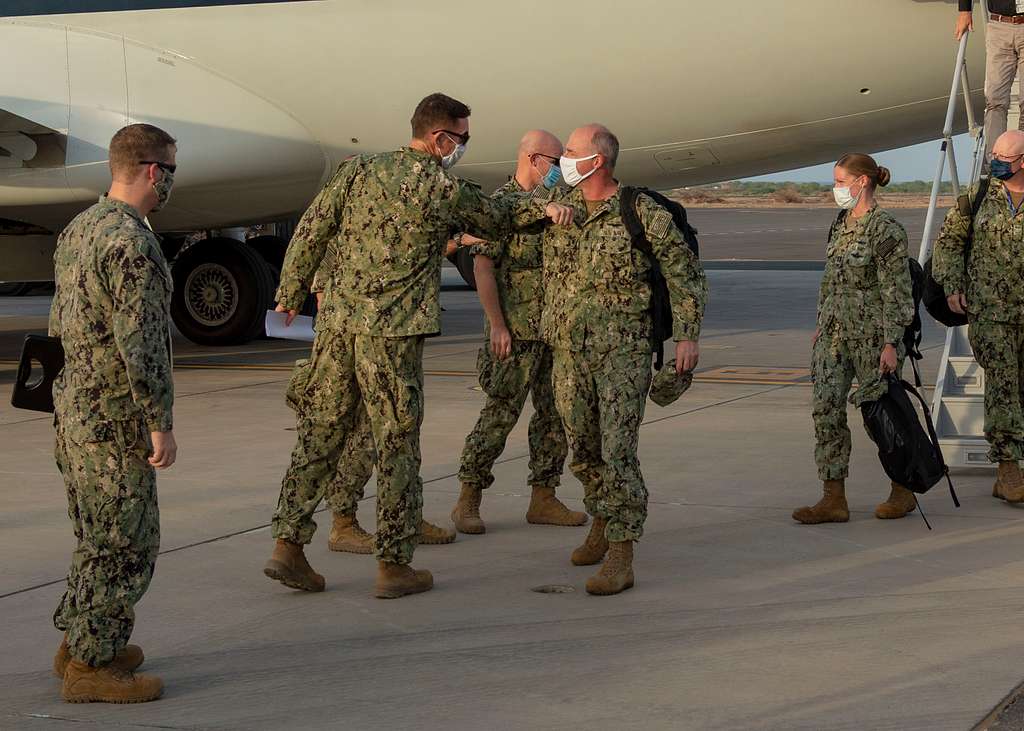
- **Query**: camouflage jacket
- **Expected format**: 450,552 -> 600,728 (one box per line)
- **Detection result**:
816,206 -> 914,344
933,179 -> 1024,323
49,197 -> 174,437
540,187 -> 707,352
470,178 -> 546,342
277,147 -> 544,336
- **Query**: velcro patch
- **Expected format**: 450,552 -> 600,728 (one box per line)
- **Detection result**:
876,236 -> 900,261
648,209 -> 672,240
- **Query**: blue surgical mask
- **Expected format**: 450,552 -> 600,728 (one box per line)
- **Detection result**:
541,163 -> 562,189
991,158 -> 1016,181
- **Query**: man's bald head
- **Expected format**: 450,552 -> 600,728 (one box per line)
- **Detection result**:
993,130 -> 1024,158
515,129 -> 563,191
566,123 -> 619,170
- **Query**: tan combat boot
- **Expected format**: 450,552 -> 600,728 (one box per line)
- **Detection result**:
263,539 -> 326,592
996,461 -> 1024,503
874,482 -> 918,519
328,513 -> 374,554
526,486 -> 588,527
792,479 -> 850,524
585,541 -> 635,596
54,635 -> 144,678
375,561 -> 433,599
416,518 -> 456,545
571,517 -> 608,566
451,483 -> 486,534
62,659 -> 163,704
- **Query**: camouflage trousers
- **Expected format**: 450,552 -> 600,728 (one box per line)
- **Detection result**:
552,345 -> 652,543
324,401 -> 375,517
969,319 -> 1024,462
812,331 -> 902,480
272,329 -> 424,564
53,417 -> 160,667
458,339 -> 568,490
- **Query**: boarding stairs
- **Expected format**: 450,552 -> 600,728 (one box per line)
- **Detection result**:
917,24 -> 996,469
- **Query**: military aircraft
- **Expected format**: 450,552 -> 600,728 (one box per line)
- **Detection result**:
0,0 -> 983,344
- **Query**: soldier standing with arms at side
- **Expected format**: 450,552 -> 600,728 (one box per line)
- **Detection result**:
934,130 -> 1024,502
450,129 -> 586,534
265,93 -> 571,598
792,153 -> 915,525
542,124 -> 707,595
49,124 -> 178,703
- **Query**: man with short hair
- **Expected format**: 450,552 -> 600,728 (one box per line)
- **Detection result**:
956,2 -> 1024,163
935,129 -> 1024,502
49,123 -> 178,703
451,129 -> 585,533
542,124 -> 707,595
266,93 -> 570,598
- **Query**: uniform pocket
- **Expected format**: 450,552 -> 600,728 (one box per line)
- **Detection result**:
284,358 -> 314,412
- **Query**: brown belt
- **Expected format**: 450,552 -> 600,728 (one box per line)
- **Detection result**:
991,13 -> 1024,24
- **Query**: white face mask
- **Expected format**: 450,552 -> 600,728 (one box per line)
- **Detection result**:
832,184 -> 861,210
440,134 -> 466,170
560,153 -> 599,187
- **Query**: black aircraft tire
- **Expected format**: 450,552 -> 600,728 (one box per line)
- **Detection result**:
171,238 -> 275,345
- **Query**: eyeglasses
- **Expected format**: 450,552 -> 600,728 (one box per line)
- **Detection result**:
531,153 -> 560,165
433,129 -> 470,145
993,153 -> 1023,163
139,160 -> 177,174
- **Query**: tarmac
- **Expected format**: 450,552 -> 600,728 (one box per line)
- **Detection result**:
1,208 -> 1022,731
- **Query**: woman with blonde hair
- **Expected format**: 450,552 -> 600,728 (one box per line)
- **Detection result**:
793,153 -> 917,524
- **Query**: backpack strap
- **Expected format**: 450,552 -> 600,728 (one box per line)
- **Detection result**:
900,378 -> 961,508
964,176 -> 991,262
827,209 -> 848,245
619,186 -> 652,255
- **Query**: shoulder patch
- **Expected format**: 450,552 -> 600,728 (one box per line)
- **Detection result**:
876,236 -> 900,261
636,195 -> 673,240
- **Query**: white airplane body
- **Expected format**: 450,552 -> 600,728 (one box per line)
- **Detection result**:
0,0 -> 985,342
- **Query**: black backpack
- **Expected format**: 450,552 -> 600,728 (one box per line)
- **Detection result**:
860,374 -> 960,528
620,186 -> 700,370
921,176 -> 990,327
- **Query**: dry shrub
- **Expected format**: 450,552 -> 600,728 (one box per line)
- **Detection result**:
772,186 -> 803,204
677,189 -> 724,204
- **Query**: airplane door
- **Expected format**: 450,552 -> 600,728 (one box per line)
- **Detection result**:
65,29 -> 128,195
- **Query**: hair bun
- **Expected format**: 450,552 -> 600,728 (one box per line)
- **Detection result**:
876,166 -> 891,187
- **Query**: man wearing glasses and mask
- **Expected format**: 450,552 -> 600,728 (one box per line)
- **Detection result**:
266,93 -> 573,599
49,123 -> 178,703
935,130 -> 1024,503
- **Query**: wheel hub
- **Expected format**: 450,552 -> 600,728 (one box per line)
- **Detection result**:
184,263 -> 239,327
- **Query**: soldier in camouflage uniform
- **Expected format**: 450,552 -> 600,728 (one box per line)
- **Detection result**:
264,93 -> 568,598
309,253 -> 455,554
450,130 -> 585,534
48,124 -> 178,703
934,130 -> 1024,502
541,124 -> 708,595
793,153 -> 916,525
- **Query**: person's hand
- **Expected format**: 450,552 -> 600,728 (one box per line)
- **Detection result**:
275,302 -> 298,326
955,11 -> 973,40
315,292 -> 323,310
812,328 -> 820,345
490,324 -> 512,360
149,430 -> 177,469
445,239 -> 458,258
879,343 -> 898,375
545,203 -> 574,226
947,292 -> 968,315
675,340 -> 699,373
460,233 -> 486,247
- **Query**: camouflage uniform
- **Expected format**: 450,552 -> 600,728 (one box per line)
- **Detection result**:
813,206 -> 913,479
49,197 -> 173,667
541,188 -> 707,543
458,179 -> 568,492
271,148 -> 543,564
934,180 -> 1024,462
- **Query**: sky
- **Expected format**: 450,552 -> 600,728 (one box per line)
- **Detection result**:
746,133 -> 980,184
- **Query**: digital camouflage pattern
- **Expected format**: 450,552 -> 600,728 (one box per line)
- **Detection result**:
274,329 -> 424,564
813,206 -> 912,479
457,178 -> 566,491
968,321 -> 1024,462
934,179 -> 1024,463
48,197 -> 172,666
459,340 -> 567,490
552,346 -> 652,542
540,188 -> 706,542
933,178 -> 1024,324
540,187 -> 708,352
275,147 -> 543,335
272,148 -> 548,563
324,402 -> 376,517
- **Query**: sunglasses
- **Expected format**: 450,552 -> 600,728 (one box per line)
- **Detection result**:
139,160 -> 177,174
434,129 -> 470,145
